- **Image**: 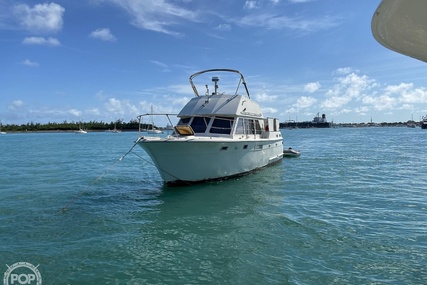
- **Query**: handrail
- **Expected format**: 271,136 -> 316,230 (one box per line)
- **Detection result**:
137,113 -> 178,138
189,69 -> 250,99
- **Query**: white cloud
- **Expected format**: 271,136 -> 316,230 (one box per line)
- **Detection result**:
9,100 -> 24,110
237,13 -> 339,33
295,96 -> 317,108
90,28 -> 117,42
322,71 -> 376,111
304,82 -> 320,93
362,95 -> 397,111
215,24 -> 231,31
68,109 -> 82,117
86,108 -> 101,116
255,92 -> 278,102
383,82 -> 427,104
262,106 -> 278,114
288,0 -> 313,2
335,67 -> 353,75
107,0 -> 198,36
244,1 -> 259,9
20,59 -> 39,67
150,60 -> 170,72
14,3 -> 64,33
321,96 -> 351,110
105,98 -> 139,116
23,36 -> 60,46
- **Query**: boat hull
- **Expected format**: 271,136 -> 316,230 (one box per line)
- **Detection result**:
138,138 -> 283,184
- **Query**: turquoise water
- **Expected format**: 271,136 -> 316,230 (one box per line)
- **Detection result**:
0,128 -> 426,284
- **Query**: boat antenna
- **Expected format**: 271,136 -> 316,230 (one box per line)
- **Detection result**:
212,76 -> 219,95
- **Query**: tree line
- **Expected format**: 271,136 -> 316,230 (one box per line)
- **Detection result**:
0,119 -> 155,132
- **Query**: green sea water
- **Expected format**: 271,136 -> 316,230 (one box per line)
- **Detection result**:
0,127 -> 426,284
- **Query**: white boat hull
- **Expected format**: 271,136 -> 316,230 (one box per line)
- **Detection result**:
138,137 -> 283,184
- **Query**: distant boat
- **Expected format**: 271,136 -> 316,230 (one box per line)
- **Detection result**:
422,115 -> 427,129
75,122 -> 87,134
75,128 -> 87,134
0,123 -> 6,135
147,105 -> 162,134
136,68 -> 284,184
105,123 -> 121,133
280,113 -> 331,129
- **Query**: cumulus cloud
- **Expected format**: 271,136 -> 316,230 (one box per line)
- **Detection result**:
304,82 -> 320,93
384,83 -> 427,104
262,106 -> 278,114
14,3 -> 65,33
215,24 -> 231,31
362,95 -> 397,111
9,100 -> 24,110
295,96 -> 317,108
321,96 -> 352,110
335,67 -> 353,75
23,36 -> 60,46
20,59 -> 39,67
90,28 -> 117,41
68,109 -> 82,117
86,108 -> 101,116
105,98 -> 139,116
321,70 -> 376,111
244,1 -> 259,9
255,92 -> 278,102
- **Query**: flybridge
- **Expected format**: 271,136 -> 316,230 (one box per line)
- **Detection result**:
189,68 -> 251,98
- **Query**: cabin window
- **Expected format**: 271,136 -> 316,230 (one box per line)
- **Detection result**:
254,120 -> 262,134
178,117 -> 191,125
246,119 -> 255,134
210,117 -> 234,134
191,117 -> 210,133
235,118 -> 244,135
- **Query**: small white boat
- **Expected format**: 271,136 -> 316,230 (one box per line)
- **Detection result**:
105,123 -> 121,133
136,69 -> 284,184
75,121 -> 88,134
283,148 -> 301,158
0,122 -> 6,134
75,128 -> 87,134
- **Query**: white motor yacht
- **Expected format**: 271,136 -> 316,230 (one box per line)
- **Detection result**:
136,69 -> 284,184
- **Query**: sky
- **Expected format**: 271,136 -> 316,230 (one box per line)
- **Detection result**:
1,0 -> 427,126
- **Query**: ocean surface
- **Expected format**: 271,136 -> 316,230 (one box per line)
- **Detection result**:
0,127 -> 426,284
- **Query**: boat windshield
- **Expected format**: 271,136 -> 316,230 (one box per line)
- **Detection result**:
210,117 -> 234,134
190,117 -> 210,133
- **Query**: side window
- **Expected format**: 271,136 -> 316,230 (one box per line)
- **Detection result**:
178,117 -> 190,125
235,118 -> 244,135
191,117 -> 210,133
247,119 -> 255,134
210,117 -> 234,134
254,120 -> 262,134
